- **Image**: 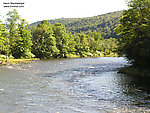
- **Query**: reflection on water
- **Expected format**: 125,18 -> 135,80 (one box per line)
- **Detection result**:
0,57 -> 150,113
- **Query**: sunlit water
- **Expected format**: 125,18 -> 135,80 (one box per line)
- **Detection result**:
0,57 -> 150,113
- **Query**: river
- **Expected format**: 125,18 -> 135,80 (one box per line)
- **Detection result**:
0,57 -> 150,113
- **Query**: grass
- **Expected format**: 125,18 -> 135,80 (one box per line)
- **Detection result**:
0,58 -> 40,66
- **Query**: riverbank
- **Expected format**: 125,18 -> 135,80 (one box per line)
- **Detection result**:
0,58 -> 40,66
0,52 -> 118,66
118,66 -> 150,77
66,52 -> 118,58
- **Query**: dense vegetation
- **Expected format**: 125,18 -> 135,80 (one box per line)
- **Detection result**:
29,11 -> 123,39
0,9 -> 118,60
115,0 -> 150,67
0,9 -> 33,59
31,21 -> 118,59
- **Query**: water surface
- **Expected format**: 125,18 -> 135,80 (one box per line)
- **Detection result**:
0,57 -> 150,113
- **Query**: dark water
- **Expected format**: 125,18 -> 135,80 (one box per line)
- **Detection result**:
0,57 -> 150,113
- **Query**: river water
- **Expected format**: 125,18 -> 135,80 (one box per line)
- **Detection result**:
0,57 -> 150,113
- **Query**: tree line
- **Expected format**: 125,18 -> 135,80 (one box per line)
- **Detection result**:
0,9 -> 118,59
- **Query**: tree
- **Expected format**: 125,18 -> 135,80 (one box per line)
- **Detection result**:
0,17 -> 10,58
32,20 -> 59,59
74,35 -> 83,56
87,30 -> 103,52
53,23 -> 69,58
75,33 -> 90,57
115,0 -> 150,66
6,9 -> 20,41
0,20 -> 6,54
11,19 -> 33,58
6,9 -> 34,58
67,33 -> 76,55
6,9 -> 20,58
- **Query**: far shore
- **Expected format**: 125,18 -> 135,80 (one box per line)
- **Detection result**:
0,55 -> 119,66
0,58 -> 40,66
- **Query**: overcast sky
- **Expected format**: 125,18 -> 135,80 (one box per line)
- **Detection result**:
0,0 -> 128,24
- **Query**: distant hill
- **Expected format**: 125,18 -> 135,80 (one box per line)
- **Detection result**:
29,11 -> 123,39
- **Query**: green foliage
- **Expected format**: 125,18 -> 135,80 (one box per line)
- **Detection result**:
0,18 -> 10,56
31,21 -> 118,59
0,20 -> 6,54
115,0 -> 150,66
32,20 -> 59,59
53,23 -> 69,58
10,19 -> 33,58
1,9 -> 119,60
1,9 -> 34,59
6,9 -> 20,58
30,11 -> 123,39
6,9 -> 20,41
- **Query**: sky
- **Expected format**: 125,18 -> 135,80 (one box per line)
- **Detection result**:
0,0 -> 128,24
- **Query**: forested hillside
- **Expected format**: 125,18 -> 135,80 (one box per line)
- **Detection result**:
29,11 -> 123,39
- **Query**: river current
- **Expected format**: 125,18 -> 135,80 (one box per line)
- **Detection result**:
0,57 -> 150,113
